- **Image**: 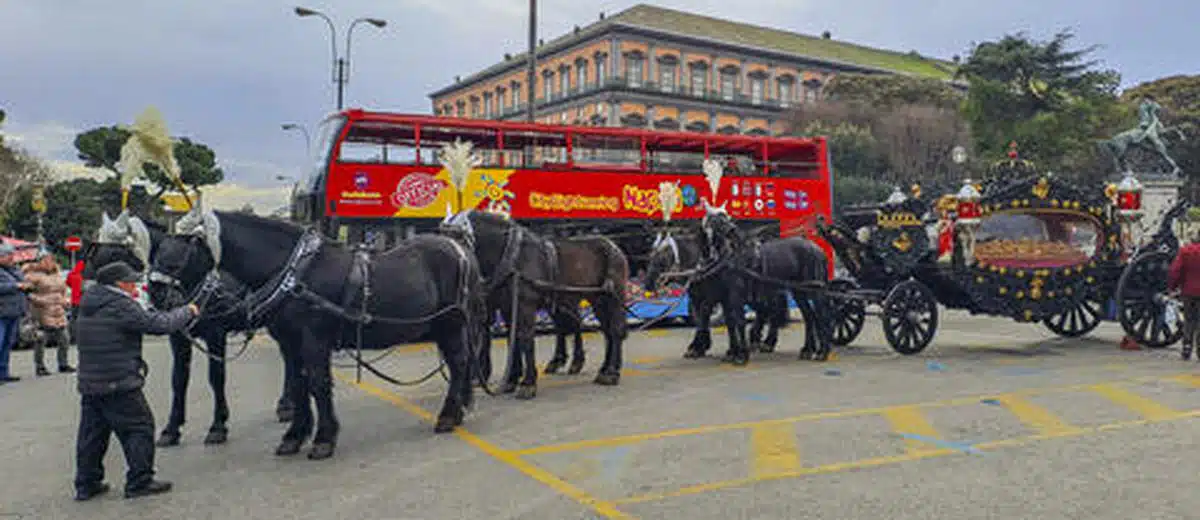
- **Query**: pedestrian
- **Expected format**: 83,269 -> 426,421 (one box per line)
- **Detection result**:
1168,230 -> 1200,360
73,261 -> 199,501
66,258 -> 85,345
23,250 -> 75,376
0,242 -> 30,384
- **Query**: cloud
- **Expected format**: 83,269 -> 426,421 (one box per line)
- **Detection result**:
196,183 -> 292,213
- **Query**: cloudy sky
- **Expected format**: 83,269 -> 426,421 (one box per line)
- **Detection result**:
2,0 -> 1196,211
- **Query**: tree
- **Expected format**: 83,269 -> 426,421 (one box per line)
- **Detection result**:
74,126 -> 225,197
5,177 -> 160,253
874,104 -> 972,188
0,141 -> 52,232
956,30 -> 1128,178
823,74 -> 965,110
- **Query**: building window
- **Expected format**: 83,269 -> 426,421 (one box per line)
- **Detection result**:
778,81 -> 792,107
750,78 -> 764,104
456,103 -> 465,117
690,67 -> 707,97
627,57 -> 643,87
660,66 -> 675,93
483,95 -> 492,117
560,69 -> 570,94
596,60 -> 606,84
544,75 -> 553,99
470,98 -> 480,118
720,72 -> 735,101
512,84 -> 521,108
577,64 -> 587,89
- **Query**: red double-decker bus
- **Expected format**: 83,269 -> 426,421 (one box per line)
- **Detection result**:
290,109 -> 834,269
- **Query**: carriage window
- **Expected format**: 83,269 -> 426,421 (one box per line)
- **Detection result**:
974,211 -> 1099,268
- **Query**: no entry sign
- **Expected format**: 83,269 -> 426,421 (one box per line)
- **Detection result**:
64,236 -> 82,252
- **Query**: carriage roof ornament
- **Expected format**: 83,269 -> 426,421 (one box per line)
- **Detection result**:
175,192 -> 222,267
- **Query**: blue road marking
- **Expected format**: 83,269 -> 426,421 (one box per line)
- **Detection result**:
898,433 -> 985,456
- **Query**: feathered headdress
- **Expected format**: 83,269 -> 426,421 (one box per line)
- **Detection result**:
174,193 -> 222,266
116,107 -> 188,210
658,181 -> 680,223
702,158 -> 724,205
95,210 -> 152,269
438,138 -> 481,212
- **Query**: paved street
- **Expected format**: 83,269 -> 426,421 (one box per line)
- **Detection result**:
3,311 -> 1200,520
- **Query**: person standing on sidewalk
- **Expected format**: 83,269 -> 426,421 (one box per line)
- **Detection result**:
24,251 -> 74,375
0,242 -> 30,384
66,258 -> 85,345
73,261 -> 198,501
1168,231 -> 1200,360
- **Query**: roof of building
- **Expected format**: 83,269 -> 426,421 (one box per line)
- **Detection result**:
431,4 -> 957,98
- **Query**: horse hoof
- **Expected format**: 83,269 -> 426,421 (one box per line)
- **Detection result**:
203,429 -> 228,445
499,382 -> 518,394
275,439 -> 303,456
515,384 -> 538,400
760,342 -> 778,353
307,443 -> 335,460
593,373 -> 620,386
544,361 -> 563,374
276,408 -> 294,423
683,349 -> 706,359
567,361 -> 585,375
156,432 -> 181,448
1183,350 -> 1192,361
813,352 -> 831,362
799,350 -> 814,361
434,414 -> 462,433
731,356 -> 750,367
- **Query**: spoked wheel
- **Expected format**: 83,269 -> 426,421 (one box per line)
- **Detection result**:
1043,290 -> 1104,338
1117,250 -> 1183,348
881,280 -> 938,355
828,278 -> 866,346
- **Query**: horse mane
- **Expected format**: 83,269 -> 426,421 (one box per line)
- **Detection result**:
214,210 -> 304,237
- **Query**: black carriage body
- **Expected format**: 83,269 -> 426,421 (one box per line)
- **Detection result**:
929,172 -> 1125,324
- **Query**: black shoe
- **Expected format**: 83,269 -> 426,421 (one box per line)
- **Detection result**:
36,367 -> 50,377
124,480 -> 172,499
1,375 -> 19,382
75,483 -> 110,501
59,366 -> 76,373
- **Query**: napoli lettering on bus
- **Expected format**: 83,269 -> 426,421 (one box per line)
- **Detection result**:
528,191 -> 620,213
622,184 -> 683,216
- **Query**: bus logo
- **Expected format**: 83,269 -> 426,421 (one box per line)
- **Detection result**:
391,172 -> 447,209
354,171 -> 369,190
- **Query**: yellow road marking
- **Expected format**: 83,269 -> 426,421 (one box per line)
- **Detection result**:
880,405 -> 941,454
613,409 -> 1200,505
1087,383 -> 1182,421
629,356 -> 667,365
748,423 -> 801,478
336,372 -> 637,520
1168,374 -> 1200,388
993,394 -> 1082,436
513,372 -> 1192,456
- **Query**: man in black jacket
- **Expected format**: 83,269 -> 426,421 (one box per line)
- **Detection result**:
73,261 -> 198,501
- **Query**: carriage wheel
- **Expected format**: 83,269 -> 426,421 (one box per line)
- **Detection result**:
828,278 -> 866,346
881,280 -> 938,355
1117,250 -> 1183,348
1042,291 -> 1104,338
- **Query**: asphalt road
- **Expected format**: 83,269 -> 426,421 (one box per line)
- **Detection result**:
2,311 -> 1199,520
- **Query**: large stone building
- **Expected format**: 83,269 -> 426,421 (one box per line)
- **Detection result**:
428,4 -> 957,136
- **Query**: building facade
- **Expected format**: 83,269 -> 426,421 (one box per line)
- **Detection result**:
429,4 -> 957,136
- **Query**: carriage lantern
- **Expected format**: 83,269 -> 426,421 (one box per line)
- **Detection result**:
885,186 -> 907,205
955,179 -> 982,228
1116,172 -> 1144,222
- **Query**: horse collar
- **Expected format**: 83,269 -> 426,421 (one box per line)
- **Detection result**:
243,228 -> 324,327
483,226 -> 523,292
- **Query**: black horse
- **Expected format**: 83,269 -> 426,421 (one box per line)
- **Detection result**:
643,231 -> 790,356
82,214 -> 295,448
153,208 -> 484,460
699,203 -> 834,363
440,210 -> 628,399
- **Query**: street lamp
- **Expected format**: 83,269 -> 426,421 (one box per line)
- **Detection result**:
294,7 -> 387,110
281,123 -> 311,159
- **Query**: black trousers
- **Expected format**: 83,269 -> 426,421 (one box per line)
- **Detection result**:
75,389 -> 157,492
1184,296 -> 1200,349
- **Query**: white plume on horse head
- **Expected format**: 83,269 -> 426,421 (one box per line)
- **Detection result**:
438,138 -> 481,194
443,201 -> 454,223
126,214 -> 152,269
175,193 -> 222,266
658,180 -> 680,223
96,211 -> 124,244
702,158 -> 724,204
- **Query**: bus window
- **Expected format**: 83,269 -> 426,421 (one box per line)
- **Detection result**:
417,125 -> 501,167
339,140 -> 386,163
572,134 -> 640,171
306,115 -> 346,192
500,130 -> 567,168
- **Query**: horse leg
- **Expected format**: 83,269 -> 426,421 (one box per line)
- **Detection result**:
544,309 -> 569,374
810,297 -> 834,362
568,319 -> 586,375
434,320 -> 473,433
203,331 -> 230,445
685,297 -> 714,358
748,301 -> 766,352
593,294 -> 625,386
498,301 -> 522,394
275,339 -> 313,457
762,293 -> 786,353
156,332 -> 191,448
275,339 -> 295,423
473,310 -> 494,386
721,293 -> 751,366
797,298 -> 817,360
304,329 -> 339,460
514,299 -> 540,400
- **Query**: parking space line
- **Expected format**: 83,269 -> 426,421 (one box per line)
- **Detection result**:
993,394 -> 1082,436
1086,383 -> 1183,421
880,406 -> 941,454
613,409 -> 1200,506
1168,374 -> 1200,388
749,423 -> 801,477
513,372 -> 1191,456
335,372 -> 638,520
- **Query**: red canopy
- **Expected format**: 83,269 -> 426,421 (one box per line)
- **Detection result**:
1,236 -> 41,264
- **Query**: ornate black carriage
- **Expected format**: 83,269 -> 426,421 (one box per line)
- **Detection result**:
817,149 -> 1188,354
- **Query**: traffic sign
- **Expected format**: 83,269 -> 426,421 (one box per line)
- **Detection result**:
64,236 -> 82,252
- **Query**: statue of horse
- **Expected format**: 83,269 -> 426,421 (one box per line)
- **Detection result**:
1098,98 -> 1187,176
698,202 -> 834,363
82,211 -> 295,448
439,210 -> 629,400
151,206 -> 485,460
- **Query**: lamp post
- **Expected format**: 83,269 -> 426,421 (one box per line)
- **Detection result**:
293,7 -> 387,110
30,182 -> 46,243
281,123 -> 311,159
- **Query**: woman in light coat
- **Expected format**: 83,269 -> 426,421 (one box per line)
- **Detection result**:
23,252 -> 73,376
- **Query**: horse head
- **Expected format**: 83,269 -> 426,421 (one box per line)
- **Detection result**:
644,232 -> 682,292
700,198 -> 739,257
83,210 -> 155,278
439,204 -> 477,249
150,199 -> 221,308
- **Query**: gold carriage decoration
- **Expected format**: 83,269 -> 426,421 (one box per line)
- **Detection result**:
955,148 -> 1124,325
